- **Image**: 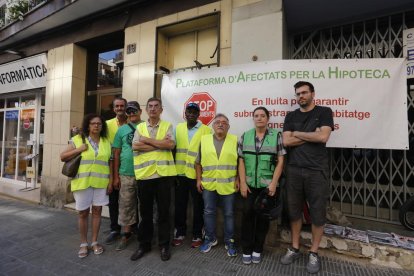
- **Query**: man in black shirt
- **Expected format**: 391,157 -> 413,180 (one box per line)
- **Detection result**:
280,81 -> 334,274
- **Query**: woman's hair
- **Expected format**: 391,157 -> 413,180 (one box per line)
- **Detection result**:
81,113 -> 107,138
253,106 -> 270,119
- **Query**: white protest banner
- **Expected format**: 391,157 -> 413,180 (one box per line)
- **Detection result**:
161,59 -> 408,150
403,28 -> 414,79
0,54 -> 47,93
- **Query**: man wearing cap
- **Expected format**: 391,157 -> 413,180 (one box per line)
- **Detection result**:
131,97 -> 176,262
172,103 -> 211,248
105,97 -> 128,245
112,101 -> 143,251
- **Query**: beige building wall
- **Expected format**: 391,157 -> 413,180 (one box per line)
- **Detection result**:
40,44 -> 87,208
123,0 -> 284,111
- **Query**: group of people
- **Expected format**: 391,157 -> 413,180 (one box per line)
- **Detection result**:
60,81 -> 334,274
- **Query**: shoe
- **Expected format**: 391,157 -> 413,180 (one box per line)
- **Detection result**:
225,239 -> 238,257
242,254 -> 252,265
306,252 -> 321,274
160,247 -> 171,261
172,235 -> 185,246
252,252 -> 261,264
115,233 -> 131,251
104,231 -> 120,245
191,238 -> 203,248
200,238 -> 218,253
90,241 -> 104,255
280,247 -> 301,265
78,243 -> 89,258
130,246 -> 151,261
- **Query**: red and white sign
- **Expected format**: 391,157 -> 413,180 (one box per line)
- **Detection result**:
184,92 -> 216,125
23,119 -> 31,129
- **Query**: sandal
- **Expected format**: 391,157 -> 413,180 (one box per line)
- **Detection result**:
78,243 -> 89,258
91,241 -> 104,255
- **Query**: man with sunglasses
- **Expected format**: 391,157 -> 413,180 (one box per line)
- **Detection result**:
281,81 -> 334,274
172,103 -> 211,248
112,101 -> 143,251
105,97 -> 128,245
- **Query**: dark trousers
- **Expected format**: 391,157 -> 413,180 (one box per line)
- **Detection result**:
241,187 -> 270,255
137,176 -> 174,249
109,189 -> 121,232
174,176 -> 204,238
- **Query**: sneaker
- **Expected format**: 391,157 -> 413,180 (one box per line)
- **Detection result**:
104,231 -> 120,245
172,235 -> 185,247
200,238 -> 218,253
225,239 -> 238,257
280,247 -> 301,265
252,252 -> 261,264
242,254 -> 252,265
115,233 -> 131,251
191,238 -> 203,248
306,252 -> 321,274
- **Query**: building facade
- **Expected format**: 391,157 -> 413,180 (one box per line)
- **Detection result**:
0,0 -> 413,226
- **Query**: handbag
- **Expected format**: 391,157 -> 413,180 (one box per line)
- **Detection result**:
62,135 -> 85,178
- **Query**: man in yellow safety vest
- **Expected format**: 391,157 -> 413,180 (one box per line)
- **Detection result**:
195,113 -> 239,257
131,97 -> 176,262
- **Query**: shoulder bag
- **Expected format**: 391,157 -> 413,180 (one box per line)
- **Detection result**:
62,135 -> 85,178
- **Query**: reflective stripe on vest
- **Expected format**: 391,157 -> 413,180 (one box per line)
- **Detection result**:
70,134 -> 111,192
242,128 -> 279,188
200,134 -> 238,195
175,122 -> 211,179
133,121 -> 177,179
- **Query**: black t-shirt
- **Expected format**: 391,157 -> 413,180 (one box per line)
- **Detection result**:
283,105 -> 334,171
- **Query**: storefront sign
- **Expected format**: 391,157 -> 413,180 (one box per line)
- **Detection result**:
0,54 -> 47,93
403,28 -> 414,79
161,59 -> 408,150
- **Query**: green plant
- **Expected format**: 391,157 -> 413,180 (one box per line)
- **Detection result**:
7,0 -> 30,21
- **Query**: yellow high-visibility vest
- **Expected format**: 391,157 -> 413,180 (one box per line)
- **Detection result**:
70,134 -> 111,191
106,117 -> 119,144
133,121 -> 177,179
175,122 -> 211,179
200,134 -> 238,195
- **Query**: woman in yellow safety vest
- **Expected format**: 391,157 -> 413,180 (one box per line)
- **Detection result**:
238,106 -> 286,265
60,114 -> 112,259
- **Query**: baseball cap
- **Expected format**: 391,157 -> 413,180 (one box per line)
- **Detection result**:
126,101 -> 141,112
186,102 -> 200,111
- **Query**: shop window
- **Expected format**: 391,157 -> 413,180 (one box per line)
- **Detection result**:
7,97 -> 19,108
0,99 -> 4,108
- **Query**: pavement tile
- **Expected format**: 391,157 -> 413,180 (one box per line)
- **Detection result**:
0,195 -> 413,276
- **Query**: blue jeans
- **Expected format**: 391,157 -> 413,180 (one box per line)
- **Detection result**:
202,189 -> 235,243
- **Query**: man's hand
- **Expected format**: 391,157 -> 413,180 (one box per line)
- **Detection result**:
234,177 -> 240,192
113,176 -> 121,190
107,183 -> 113,195
197,181 -> 203,193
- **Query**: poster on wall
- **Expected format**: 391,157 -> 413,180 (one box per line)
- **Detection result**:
403,28 -> 414,79
161,59 -> 408,150
0,53 -> 47,94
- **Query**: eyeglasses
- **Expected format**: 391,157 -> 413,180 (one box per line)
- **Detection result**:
126,109 -> 139,115
214,120 -> 229,126
295,91 -> 311,97
90,122 -> 102,126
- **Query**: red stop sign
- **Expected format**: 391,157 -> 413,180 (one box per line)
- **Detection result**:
23,119 -> 31,129
184,92 -> 217,125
